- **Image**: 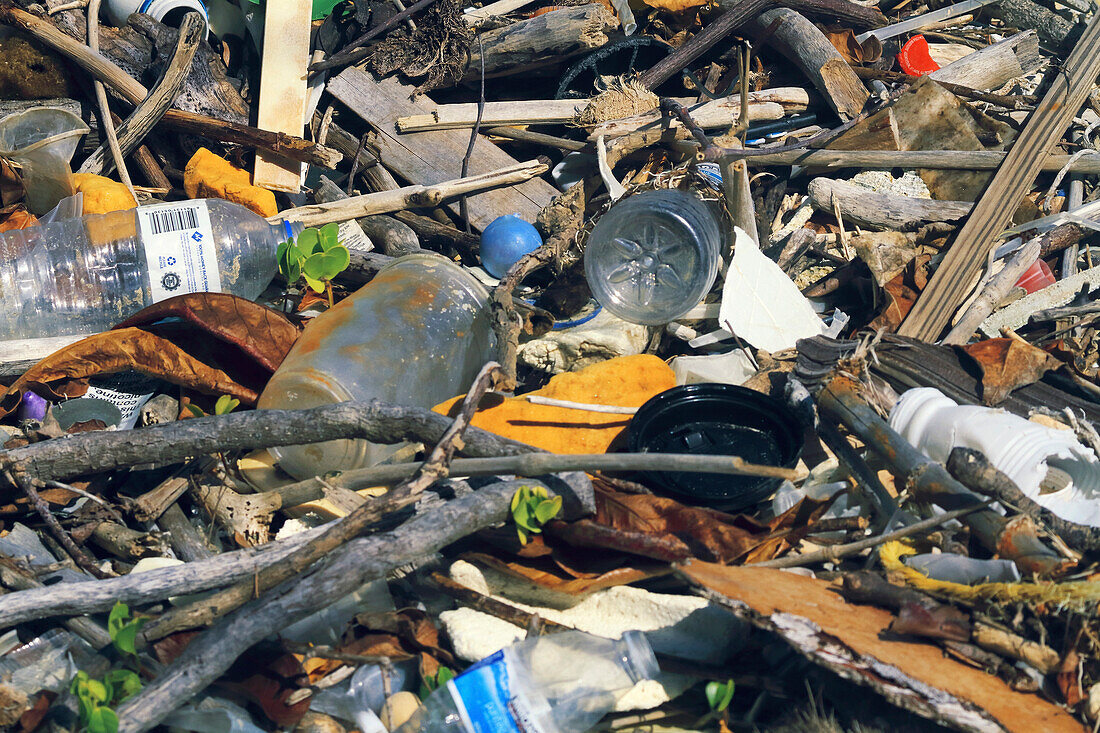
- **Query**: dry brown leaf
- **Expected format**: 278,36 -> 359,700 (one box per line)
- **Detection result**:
958,338 -> 1063,405
0,204 -> 37,233
594,486 -> 832,565
339,608 -> 456,683
823,27 -> 864,63
680,561 -> 1086,733
465,551 -> 668,594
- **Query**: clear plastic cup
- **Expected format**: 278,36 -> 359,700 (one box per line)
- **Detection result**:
0,108 -> 89,215
258,253 -> 495,480
583,188 -> 721,326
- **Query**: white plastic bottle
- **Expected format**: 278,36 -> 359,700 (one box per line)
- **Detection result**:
393,630 -> 658,733
0,199 -> 296,340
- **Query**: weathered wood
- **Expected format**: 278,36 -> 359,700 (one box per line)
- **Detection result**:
747,9 -> 868,120
274,160 -> 549,228
398,99 -> 589,132
326,67 -> 559,231
726,147 -> 1100,172
465,5 -> 618,79
807,178 -> 972,230
929,30 -> 1041,92
825,107 -> 900,151
253,0 -> 311,192
464,0 -> 539,24
316,121 -> 400,193
996,0 -> 1076,45
588,88 -> 812,139
899,11 -> 1100,341
942,238 -> 1040,345
80,12 -> 203,176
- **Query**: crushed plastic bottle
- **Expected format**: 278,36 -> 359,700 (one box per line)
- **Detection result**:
393,629 -> 658,733
0,198 -> 297,341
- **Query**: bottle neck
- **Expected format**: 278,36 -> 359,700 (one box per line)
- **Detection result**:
279,219 -> 305,242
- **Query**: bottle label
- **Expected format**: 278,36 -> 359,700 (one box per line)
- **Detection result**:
447,651 -> 546,733
81,372 -> 160,430
137,201 -> 221,302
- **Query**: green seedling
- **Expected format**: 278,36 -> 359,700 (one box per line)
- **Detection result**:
419,665 -> 456,699
277,223 -> 351,307
705,679 -> 735,713
509,485 -> 562,545
107,601 -> 146,656
214,394 -> 240,415
71,668 -> 141,733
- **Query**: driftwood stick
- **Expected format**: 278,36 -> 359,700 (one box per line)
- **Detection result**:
113,480 -> 534,732
141,363 -> 504,642
80,11 -> 203,176
86,0 -> 135,195
941,239 -> 1040,346
947,447 -> 1100,552
0,556 -> 113,649
272,452 -> 800,508
719,148 -> 1100,172
156,502 -> 216,562
853,66 -> 1036,108
748,503 -> 989,568
807,177 -> 971,229
0,400 -> 535,484
273,160 -> 549,227
0,6 -> 341,168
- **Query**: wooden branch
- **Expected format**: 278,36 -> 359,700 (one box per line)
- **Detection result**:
899,11 -> 1100,341
853,67 -> 1035,108
463,0 -> 540,24
113,480 -> 536,732
996,0 -> 1076,45
273,160 -> 549,228
80,12 -> 203,176
142,364 -> 503,643
807,177 -> 972,230
748,9 -> 868,120
398,100 -> 588,132
317,121 -> 399,193
0,556 -> 113,649
722,148 -> 1100,173
1,401 -> 536,484
947,447 -> 1100,553
465,5 -> 618,79
928,30 -> 1041,92
0,6 -> 341,168
941,239 -> 1040,345
87,0 -> 135,195
156,502 -> 216,562
641,0 -> 886,90
485,126 -> 589,152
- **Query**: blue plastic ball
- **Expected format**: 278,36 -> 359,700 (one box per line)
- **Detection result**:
480,214 -> 542,278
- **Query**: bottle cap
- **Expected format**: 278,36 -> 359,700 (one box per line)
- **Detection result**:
621,630 -> 660,682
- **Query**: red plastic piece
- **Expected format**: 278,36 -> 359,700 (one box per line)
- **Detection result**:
897,35 -> 941,76
1015,257 -> 1056,295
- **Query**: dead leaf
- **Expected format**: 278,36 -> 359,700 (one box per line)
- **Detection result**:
594,485 -> 833,564
18,691 -> 54,733
115,293 -> 300,373
1057,648 -> 1084,706
823,27 -> 863,63
465,551 -> 668,594
338,608 -> 455,683
958,338 -> 1062,405
219,646 -> 311,728
869,255 -> 930,332
888,601 -> 971,642
680,561 -> 1087,733
0,294 -> 300,418
0,204 -> 37,233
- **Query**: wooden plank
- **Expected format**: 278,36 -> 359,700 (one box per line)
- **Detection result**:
253,0 -> 311,193
327,67 -> 560,231
929,30 -> 1041,92
899,11 -> 1100,342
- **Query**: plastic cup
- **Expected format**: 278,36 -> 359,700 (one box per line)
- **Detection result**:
584,189 -> 721,326
0,108 -> 89,215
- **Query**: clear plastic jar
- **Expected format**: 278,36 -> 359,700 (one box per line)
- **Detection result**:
258,253 -> 495,479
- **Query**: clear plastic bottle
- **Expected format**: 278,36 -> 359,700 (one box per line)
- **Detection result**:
584,189 -> 721,326
258,252 -> 495,480
393,630 -> 658,733
0,198 -> 294,340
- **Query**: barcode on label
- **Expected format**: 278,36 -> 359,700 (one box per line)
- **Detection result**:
148,207 -> 199,234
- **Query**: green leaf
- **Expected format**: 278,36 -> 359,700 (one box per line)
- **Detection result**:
215,395 -> 240,415
303,247 -> 350,282
302,271 -> 326,294
319,222 -> 341,249
511,500 -> 533,530
112,622 -> 140,656
705,679 -> 734,712
86,679 -> 109,706
516,526 -> 529,545
510,487 -> 525,512
185,403 -> 206,418
88,705 -> 119,733
107,601 -> 129,637
436,667 -> 455,686
297,227 -> 320,254
533,496 -> 562,524
277,240 -> 302,282
104,669 -> 142,702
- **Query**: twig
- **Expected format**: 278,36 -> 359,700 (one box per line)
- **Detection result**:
3,468 -> 111,579
308,0 -> 442,74
45,480 -> 125,524
273,452 -> 800,508
345,131 -> 370,196
80,11 -> 204,178
942,239 -> 1040,346
947,447 -> 1100,553
460,32 -> 487,234
140,364 -> 504,642
522,395 -> 638,414
86,0 -> 135,196
748,502 -> 991,568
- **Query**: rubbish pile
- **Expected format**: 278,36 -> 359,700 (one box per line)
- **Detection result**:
1,0 -> 1100,729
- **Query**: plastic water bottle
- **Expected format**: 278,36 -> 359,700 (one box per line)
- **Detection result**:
0,198 -> 296,340
393,629 -> 658,733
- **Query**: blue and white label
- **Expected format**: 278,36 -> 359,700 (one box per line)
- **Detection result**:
448,652 -> 545,733
137,200 -> 220,302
